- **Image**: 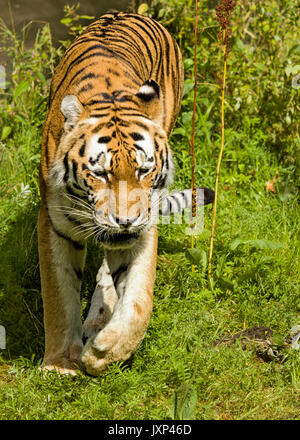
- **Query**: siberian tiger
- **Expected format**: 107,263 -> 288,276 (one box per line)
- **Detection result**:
38,11 -> 214,376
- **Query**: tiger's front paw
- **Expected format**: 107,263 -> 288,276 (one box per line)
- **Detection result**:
81,326 -> 137,376
82,306 -> 112,339
41,355 -> 84,376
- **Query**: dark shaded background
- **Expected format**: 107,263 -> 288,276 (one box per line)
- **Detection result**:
0,0 -> 133,42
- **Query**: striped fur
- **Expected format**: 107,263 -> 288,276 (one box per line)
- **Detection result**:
38,12 -> 211,376
159,187 -> 215,216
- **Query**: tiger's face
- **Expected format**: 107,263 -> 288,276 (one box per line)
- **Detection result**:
50,88 -> 173,249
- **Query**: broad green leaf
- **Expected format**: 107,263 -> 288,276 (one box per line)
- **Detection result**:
184,58 -> 194,69
230,238 -> 284,251
183,79 -> 194,97
181,111 -> 193,125
1,126 -> 12,140
14,81 -> 30,99
37,72 -> 46,84
247,239 -> 284,250
137,3 -> 149,15
254,62 -> 268,72
186,248 -> 206,268
172,383 -> 197,420
218,277 -> 234,290
229,238 -> 244,251
78,15 -> 94,20
60,18 -> 72,25
172,127 -> 187,136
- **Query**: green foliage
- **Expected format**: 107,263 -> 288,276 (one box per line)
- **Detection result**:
170,382 -> 197,420
59,3 -> 95,49
152,0 -> 300,181
229,238 -> 284,251
0,20 -> 60,237
0,0 -> 299,420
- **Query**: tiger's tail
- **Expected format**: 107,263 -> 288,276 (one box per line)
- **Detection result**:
159,187 -> 215,216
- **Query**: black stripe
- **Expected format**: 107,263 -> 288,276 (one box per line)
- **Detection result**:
64,38 -> 108,58
154,173 -> 167,189
117,105 -> 140,112
134,121 -> 149,131
63,152 -> 69,182
121,113 -> 151,120
74,267 -> 83,280
181,190 -> 190,208
66,63 -> 97,90
171,195 -> 182,213
66,183 -> 84,198
123,70 -> 141,86
103,32 -> 148,75
125,17 -> 159,64
112,264 -> 128,285
136,92 -> 156,102
44,141 -> 50,168
89,113 -> 108,119
98,136 -> 111,143
67,44 -> 113,67
76,72 -> 97,84
72,160 -> 78,182
64,212 -> 83,227
165,145 -> 169,170
130,132 -> 145,141
92,122 -> 110,133
73,181 -> 85,192
79,141 -> 86,157
108,68 -> 120,76
118,121 -> 130,127
134,144 -> 147,153
91,106 -> 112,111
52,51 -> 114,103
128,14 -> 164,82
87,99 -> 112,106
48,213 -> 85,250
78,83 -> 93,94
109,22 -> 154,74
167,198 -> 172,214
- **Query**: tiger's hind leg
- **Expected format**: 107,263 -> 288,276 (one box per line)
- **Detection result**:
81,226 -> 157,376
82,254 -> 119,339
38,204 -> 87,375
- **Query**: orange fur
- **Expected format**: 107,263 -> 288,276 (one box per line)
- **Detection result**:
38,12 -> 183,375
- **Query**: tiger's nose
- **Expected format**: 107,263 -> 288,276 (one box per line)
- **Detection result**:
109,213 -> 141,228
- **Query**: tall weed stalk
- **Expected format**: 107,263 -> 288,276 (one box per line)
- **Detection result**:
208,0 -> 236,279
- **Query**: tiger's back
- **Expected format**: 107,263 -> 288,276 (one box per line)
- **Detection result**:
41,12 -> 183,177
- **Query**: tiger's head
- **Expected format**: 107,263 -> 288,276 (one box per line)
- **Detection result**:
51,80 -> 173,249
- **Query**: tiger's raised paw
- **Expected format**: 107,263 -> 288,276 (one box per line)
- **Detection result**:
81,327 -> 136,376
82,310 -> 110,339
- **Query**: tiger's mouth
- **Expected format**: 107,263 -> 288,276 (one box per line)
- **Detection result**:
96,230 -> 140,246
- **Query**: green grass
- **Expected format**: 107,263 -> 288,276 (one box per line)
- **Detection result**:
0,1 -> 299,420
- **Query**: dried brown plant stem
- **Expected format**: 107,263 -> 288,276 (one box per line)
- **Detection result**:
190,0 -> 198,272
208,29 -> 227,279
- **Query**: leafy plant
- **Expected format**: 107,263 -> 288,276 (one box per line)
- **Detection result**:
170,382 -> 197,420
59,3 -> 94,49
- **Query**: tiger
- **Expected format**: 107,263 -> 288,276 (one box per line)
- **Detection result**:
38,11 -> 214,376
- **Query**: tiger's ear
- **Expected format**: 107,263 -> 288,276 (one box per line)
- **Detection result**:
136,80 -> 163,124
61,95 -> 83,129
